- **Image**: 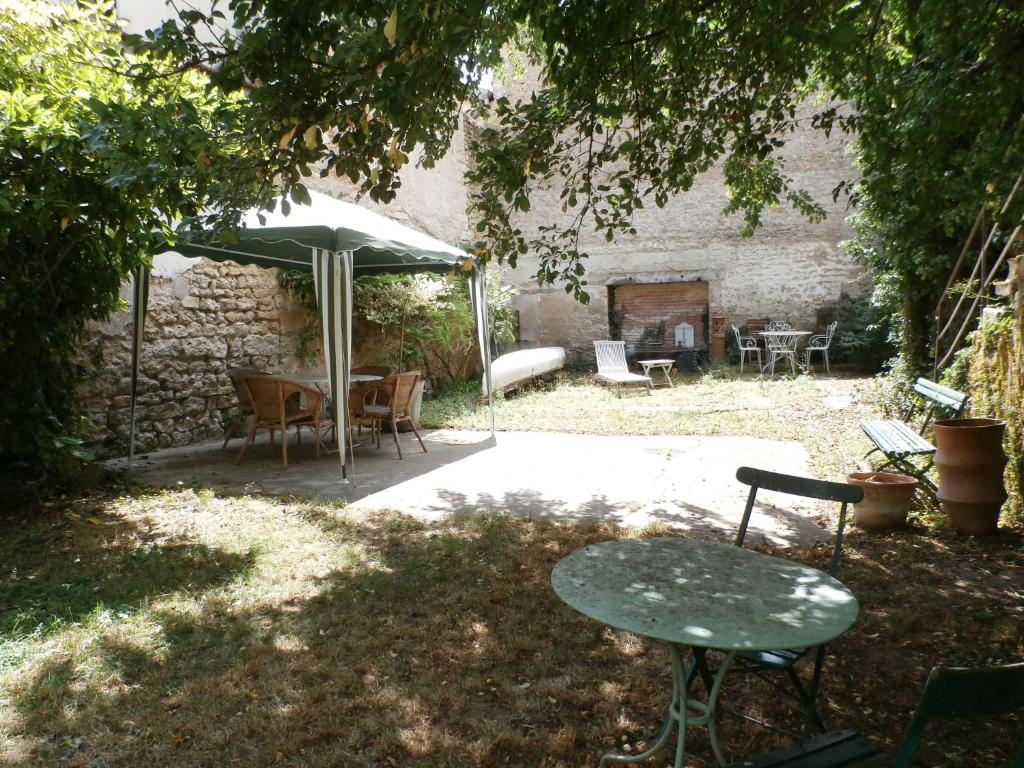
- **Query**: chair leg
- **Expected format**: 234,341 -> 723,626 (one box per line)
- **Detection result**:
824,349 -> 830,374
222,413 -> 237,449
739,350 -> 744,374
406,418 -> 428,453
685,647 -> 716,693
347,425 -> 356,469
390,416 -> 402,459
313,419 -> 320,459
235,418 -> 259,464
281,422 -> 288,467
800,646 -> 829,737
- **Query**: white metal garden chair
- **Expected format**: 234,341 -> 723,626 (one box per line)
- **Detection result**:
805,320 -> 839,373
593,341 -> 652,395
732,324 -> 762,373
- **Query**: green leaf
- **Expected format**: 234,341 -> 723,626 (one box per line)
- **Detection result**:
383,7 -> 398,46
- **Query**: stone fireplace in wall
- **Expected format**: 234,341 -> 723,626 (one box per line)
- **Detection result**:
608,279 -> 710,353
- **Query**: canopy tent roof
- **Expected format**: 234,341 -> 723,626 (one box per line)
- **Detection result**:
161,190 -> 470,273
131,188 -> 494,480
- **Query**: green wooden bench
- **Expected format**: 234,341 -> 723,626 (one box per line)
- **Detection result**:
860,377 -> 967,487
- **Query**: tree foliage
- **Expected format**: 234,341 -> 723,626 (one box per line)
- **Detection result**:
282,269 -> 518,384
0,1 -> 274,489
819,0 -> 1024,366
146,0 -> 1024,346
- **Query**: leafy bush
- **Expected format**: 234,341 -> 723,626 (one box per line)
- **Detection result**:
0,1 -> 272,495
281,268 -> 518,385
947,314 -> 1022,527
831,291 -> 897,371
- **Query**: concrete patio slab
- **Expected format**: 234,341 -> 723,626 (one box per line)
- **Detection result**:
110,429 -> 831,546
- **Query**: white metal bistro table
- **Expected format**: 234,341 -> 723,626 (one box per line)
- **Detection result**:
551,537 -> 859,768
638,358 -> 675,388
757,331 -> 810,374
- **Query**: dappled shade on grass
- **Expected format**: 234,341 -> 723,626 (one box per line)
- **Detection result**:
0,489 -> 1021,767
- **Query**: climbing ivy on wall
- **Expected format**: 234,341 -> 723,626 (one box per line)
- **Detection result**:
943,314 -> 1023,528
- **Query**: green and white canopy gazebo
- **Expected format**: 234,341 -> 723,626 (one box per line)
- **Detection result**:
129,190 -> 494,479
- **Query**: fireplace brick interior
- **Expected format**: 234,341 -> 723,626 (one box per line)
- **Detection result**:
612,281 -> 709,349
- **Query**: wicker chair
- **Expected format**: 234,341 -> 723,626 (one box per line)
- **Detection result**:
236,376 -> 324,466
223,366 -> 269,448
355,371 -> 427,460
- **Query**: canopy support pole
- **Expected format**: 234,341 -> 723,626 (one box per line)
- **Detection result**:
128,263 -> 149,461
470,265 -> 495,436
313,248 -> 353,481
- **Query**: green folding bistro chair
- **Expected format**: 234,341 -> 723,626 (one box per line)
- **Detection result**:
687,467 -> 863,739
728,662 -> 1024,767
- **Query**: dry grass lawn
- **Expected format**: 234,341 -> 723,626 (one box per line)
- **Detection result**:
423,370 -> 878,482
1,487 -> 1021,768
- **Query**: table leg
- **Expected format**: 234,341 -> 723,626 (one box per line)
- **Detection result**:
660,365 -> 674,388
598,646 -> 735,768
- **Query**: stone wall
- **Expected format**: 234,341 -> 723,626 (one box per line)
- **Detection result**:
77,130 -> 472,457
78,59 -> 868,455
78,256 -> 311,456
494,85 -> 870,357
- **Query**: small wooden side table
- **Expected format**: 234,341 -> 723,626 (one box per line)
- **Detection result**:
638,358 -> 675,388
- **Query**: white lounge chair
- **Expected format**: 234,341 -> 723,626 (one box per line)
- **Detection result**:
594,341 -> 652,395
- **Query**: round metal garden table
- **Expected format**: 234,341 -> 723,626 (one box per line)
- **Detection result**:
551,537 -> 859,768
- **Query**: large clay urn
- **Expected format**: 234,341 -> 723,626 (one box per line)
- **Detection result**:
932,418 -> 1008,534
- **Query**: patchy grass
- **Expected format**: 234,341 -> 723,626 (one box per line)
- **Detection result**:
2,490 -> 1021,767
424,369 -> 878,482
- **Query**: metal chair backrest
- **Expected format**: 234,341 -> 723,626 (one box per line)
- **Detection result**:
594,341 -> 630,375
227,367 -> 268,411
766,320 -> 791,332
732,324 -> 743,346
824,320 -> 838,345
734,466 -> 863,578
892,663 -> 1024,767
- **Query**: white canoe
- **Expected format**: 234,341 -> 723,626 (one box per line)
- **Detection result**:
482,347 -> 566,396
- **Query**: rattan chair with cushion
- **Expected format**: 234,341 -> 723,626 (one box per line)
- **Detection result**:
236,376 -> 324,466
223,366 -> 269,448
356,371 -> 427,460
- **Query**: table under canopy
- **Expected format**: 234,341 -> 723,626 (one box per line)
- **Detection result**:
129,190 -> 495,479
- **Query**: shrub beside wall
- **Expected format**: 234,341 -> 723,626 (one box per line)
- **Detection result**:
944,314 -> 1023,528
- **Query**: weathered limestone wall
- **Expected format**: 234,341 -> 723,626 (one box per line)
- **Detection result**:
315,129 -> 470,247
498,94 -> 869,356
78,256 -> 311,455
77,133 -> 471,457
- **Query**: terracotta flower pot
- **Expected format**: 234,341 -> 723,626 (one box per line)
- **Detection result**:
847,472 -> 919,530
932,418 -> 1008,535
